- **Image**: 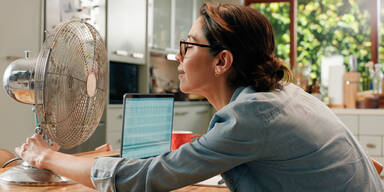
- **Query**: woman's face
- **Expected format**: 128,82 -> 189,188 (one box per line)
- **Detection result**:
176,17 -> 217,94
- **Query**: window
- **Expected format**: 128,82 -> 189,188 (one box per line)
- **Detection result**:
246,0 -> 380,80
245,0 -> 297,69
250,2 -> 291,65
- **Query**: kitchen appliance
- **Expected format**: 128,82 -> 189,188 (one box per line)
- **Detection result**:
109,61 -> 138,104
0,19 -> 107,185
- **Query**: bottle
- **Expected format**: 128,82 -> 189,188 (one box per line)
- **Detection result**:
361,63 -> 372,91
310,78 -> 322,100
372,63 -> 383,94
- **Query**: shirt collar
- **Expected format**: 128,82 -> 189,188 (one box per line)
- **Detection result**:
229,86 -> 247,103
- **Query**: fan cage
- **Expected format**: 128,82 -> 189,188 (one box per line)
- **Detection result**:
34,20 -> 108,148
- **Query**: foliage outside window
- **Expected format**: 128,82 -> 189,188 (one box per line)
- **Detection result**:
250,2 -> 291,64
251,0 -> 373,81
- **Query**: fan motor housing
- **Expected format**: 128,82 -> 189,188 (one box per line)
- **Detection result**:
3,53 -> 36,104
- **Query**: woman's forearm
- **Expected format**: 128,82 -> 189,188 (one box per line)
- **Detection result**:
41,150 -> 97,189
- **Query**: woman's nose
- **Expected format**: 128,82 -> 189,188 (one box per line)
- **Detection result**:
177,63 -> 183,72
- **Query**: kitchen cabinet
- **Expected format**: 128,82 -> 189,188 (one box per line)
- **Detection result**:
106,0 -> 149,148
359,136 -> 382,156
108,0 -> 147,64
149,0 -> 203,53
148,0 -> 244,53
336,114 -> 359,136
334,109 -> 384,167
173,102 -> 213,135
149,0 -> 172,50
106,106 -> 124,150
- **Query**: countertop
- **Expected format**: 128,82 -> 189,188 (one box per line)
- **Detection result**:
332,108 -> 384,115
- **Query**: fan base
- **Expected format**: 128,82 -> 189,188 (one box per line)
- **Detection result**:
0,163 -> 72,186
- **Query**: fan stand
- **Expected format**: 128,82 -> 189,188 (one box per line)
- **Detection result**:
0,107 -> 72,186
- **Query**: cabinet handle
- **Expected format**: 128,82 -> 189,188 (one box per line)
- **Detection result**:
366,143 -> 376,149
131,52 -> 144,59
196,110 -> 209,115
113,50 -> 144,59
175,112 -> 188,116
114,50 -> 129,56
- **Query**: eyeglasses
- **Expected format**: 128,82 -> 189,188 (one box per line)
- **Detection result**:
179,39 -> 216,58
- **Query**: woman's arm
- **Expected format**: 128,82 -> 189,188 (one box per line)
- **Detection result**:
15,134 -> 96,189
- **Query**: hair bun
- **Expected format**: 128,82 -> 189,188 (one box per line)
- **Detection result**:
276,68 -> 285,79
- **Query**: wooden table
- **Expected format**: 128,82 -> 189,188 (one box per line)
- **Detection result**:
0,167 -> 229,192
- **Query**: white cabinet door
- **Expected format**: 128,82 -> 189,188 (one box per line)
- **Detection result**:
359,115 -> 384,136
149,0 -> 203,52
106,131 -> 122,151
173,0 -> 195,49
336,114 -> 358,136
359,136 -> 382,156
173,104 -> 212,135
108,0 -> 147,64
106,106 -> 124,149
149,0 -> 172,50
106,106 -> 124,132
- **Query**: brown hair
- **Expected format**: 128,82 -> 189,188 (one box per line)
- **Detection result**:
200,3 -> 293,92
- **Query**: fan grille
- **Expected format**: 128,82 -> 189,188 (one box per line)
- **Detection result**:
34,20 -> 108,148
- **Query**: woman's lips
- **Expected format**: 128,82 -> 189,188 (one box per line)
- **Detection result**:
178,74 -> 185,80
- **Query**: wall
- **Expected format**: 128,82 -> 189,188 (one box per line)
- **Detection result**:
0,0 -> 43,151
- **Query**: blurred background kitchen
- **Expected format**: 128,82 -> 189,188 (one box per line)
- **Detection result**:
1,0 -> 384,177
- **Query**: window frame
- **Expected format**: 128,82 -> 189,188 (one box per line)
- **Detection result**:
371,0 -> 380,64
245,0 -> 380,68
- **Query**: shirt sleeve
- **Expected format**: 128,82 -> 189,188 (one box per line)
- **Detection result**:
90,101 -> 268,192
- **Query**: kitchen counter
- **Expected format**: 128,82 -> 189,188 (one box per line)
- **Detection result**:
333,108 -> 384,167
332,108 -> 384,115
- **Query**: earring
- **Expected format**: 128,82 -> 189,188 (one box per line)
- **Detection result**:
215,69 -> 220,77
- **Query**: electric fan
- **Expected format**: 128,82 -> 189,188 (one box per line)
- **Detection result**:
0,19 -> 108,185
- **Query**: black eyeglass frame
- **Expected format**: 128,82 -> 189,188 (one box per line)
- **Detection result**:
179,39 -> 218,58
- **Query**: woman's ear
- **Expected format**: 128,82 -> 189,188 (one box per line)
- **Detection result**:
215,50 -> 233,76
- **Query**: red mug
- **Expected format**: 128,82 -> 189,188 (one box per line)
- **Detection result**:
171,131 -> 201,150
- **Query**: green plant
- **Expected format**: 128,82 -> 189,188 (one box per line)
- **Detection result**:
251,0 -> 373,81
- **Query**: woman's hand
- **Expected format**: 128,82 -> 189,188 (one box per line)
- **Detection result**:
15,133 -> 60,169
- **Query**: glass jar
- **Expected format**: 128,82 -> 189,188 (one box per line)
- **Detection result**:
372,63 -> 383,94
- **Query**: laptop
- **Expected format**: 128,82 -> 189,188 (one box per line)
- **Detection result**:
120,93 -> 175,159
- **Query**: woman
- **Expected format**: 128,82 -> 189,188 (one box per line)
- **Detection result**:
16,3 -> 383,191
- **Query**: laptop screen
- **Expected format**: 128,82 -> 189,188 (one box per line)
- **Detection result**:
121,94 -> 174,159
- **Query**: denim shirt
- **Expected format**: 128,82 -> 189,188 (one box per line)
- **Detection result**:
91,84 -> 384,192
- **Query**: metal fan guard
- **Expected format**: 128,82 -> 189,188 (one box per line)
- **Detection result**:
34,20 -> 108,149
